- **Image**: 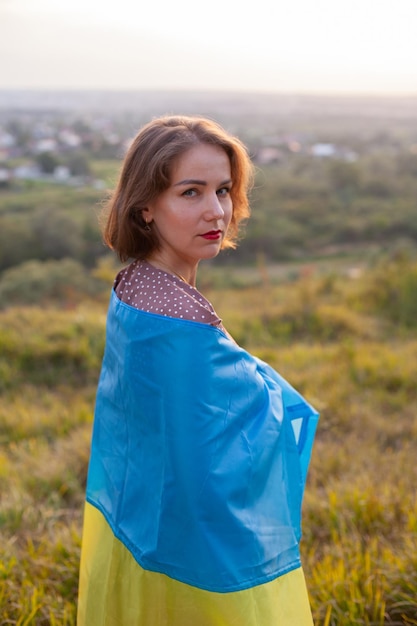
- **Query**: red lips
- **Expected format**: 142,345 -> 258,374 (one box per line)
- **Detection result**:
201,230 -> 222,240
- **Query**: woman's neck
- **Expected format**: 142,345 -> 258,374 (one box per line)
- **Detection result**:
146,256 -> 198,287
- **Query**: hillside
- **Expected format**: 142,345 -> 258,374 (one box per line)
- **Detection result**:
0,92 -> 416,624
1,259 -> 417,624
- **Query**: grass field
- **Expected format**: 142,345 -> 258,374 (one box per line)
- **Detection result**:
1,259 -> 417,625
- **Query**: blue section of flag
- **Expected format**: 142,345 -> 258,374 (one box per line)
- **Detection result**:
86,291 -> 319,593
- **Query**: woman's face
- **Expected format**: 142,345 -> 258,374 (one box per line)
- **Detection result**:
145,143 -> 233,273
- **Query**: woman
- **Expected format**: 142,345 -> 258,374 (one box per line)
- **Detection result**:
78,116 -> 319,625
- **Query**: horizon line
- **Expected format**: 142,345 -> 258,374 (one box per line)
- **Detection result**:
1,86 -> 417,99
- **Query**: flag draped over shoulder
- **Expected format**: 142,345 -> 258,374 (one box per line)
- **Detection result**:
78,290 -> 319,626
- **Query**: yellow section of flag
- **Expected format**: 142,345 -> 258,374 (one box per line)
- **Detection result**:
78,502 -> 314,626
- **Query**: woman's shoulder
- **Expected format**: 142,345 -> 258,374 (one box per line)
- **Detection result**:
114,260 -> 222,326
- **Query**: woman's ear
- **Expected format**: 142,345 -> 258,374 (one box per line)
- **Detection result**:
142,207 -> 153,224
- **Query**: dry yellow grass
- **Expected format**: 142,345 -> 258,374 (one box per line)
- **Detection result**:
1,261 -> 417,624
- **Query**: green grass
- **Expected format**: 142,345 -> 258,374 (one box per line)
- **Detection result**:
1,263 -> 417,624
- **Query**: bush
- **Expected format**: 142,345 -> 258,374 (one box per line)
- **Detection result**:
360,256 -> 417,328
0,258 -> 103,308
0,304 -> 105,389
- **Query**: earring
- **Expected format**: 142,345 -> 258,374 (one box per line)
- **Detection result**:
144,220 -> 151,231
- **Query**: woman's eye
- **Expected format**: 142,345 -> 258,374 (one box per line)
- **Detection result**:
182,189 -> 197,197
217,187 -> 231,197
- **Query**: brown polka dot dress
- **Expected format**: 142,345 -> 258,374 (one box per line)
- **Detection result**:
114,260 -> 223,328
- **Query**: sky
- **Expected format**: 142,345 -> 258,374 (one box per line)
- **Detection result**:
1,0 -> 417,94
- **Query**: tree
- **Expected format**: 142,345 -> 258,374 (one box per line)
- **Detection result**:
0,258 -> 98,307
327,160 -> 361,193
31,207 -> 83,260
66,152 -> 91,177
35,152 -> 60,174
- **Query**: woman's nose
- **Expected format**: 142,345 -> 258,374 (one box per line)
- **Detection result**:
205,193 -> 224,219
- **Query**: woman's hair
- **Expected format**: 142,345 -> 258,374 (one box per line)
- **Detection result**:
102,115 -> 254,262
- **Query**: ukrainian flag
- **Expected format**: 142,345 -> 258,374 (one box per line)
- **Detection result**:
78,291 -> 319,625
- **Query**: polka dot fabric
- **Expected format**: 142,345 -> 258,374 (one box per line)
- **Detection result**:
114,260 -> 223,327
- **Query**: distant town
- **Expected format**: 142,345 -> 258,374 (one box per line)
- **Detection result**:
2,89 -> 400,189
0,111 -> 359,189
0,88 -> 416,280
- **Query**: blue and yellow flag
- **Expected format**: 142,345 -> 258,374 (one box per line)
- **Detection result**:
78,291 -> 319,625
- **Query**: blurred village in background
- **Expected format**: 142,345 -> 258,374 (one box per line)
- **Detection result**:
1,89 -> 417,304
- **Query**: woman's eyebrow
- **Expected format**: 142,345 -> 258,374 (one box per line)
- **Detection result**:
174,179 -> 207,186
174,178 -> 232,187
